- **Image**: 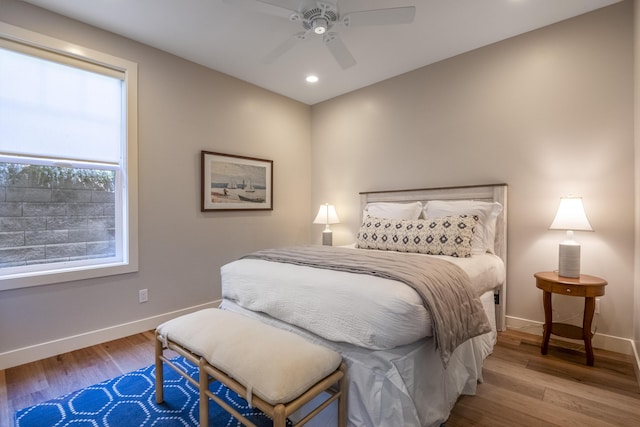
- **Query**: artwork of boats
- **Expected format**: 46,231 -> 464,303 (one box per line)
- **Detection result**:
203,153 -> 271,210
211,176 -> 266,204
238,194 -> 265,203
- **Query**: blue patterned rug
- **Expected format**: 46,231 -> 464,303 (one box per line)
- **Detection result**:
15,356 -> 290,426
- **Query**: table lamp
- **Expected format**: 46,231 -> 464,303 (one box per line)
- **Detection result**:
313,203 -> 340,246
549,196 -> 593,278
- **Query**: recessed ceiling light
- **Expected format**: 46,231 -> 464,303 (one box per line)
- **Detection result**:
306,75 -> 319,83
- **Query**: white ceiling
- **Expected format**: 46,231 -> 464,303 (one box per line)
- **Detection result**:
22,0 -> 621,105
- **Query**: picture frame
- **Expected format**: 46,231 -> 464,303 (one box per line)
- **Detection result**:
201,151 -> 273,211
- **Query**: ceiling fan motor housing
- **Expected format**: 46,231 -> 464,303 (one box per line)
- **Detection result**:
302,2 -> 338,33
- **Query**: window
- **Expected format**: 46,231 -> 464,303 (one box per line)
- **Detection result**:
0,23 -> 138,290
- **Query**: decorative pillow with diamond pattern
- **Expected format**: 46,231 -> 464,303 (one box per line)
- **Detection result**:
356,215 -> 477,257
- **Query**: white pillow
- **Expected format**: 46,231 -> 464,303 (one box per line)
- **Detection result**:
364,202 -> 422,220
423,200 -> 502,254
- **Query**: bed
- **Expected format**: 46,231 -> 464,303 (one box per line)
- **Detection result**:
219,183 -> 508,427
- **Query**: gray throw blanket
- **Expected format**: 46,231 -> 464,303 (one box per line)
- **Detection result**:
243,245 -> 491,366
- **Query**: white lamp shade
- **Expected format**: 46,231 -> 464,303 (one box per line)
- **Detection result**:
313,204 -> 340,225
549,197 -> 593,231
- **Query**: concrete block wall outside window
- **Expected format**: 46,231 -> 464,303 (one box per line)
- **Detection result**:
0,167 -> 116,268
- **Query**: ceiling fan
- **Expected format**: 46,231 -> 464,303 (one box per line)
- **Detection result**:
225,0 -> 416,69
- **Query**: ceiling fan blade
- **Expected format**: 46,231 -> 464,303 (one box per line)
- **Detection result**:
342,6 -> 416,28
222,0 -> 297,19
323,32 -> 356,69
263,31 -> 308,64
255,0 -> 300,11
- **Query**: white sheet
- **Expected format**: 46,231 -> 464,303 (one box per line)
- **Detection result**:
220,290 -> 497,427
221,248 -> 504,350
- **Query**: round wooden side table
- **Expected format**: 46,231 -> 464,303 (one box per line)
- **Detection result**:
534,271 -> 607,366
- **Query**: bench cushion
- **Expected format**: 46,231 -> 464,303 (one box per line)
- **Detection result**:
156,308 -> 342,405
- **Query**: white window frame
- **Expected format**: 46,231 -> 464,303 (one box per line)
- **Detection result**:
0,22 -> 138,291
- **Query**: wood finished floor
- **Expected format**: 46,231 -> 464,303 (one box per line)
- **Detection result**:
1,329 -> 638,426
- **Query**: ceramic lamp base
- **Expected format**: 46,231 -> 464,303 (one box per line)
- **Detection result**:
558,242 -> 580,278
322,230 -> 333,246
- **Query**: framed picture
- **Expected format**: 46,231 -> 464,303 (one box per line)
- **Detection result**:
201,151 -> 273,211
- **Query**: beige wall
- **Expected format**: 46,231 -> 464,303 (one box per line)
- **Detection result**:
634,0 -> 640,370
0,0 -> 311,359
312,2 -> 635,341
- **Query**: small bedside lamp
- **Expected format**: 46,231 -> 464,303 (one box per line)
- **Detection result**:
549,196 -> 593,278
313,203 -> 340,246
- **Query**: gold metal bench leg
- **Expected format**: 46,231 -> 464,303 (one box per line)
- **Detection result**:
337,363 -> 347,427
199,357 -> 209,427
155,334 -> 164,404
273,404 -> 287,427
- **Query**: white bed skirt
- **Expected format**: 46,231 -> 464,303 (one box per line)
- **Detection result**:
219,290 -> 496,427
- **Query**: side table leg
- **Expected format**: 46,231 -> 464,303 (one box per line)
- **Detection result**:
541,290 -> 552,355
583,297 -> 596,366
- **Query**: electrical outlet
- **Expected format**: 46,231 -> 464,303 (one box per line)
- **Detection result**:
595,298 -> 600,314
139,289 -> 148,303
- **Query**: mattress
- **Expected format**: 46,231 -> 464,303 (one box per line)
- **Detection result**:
221,248 -> 505,350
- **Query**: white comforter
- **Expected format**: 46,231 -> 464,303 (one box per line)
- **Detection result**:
221,248 -> 505,350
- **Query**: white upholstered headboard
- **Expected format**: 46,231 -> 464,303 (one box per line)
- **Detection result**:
359,183 -> 508,331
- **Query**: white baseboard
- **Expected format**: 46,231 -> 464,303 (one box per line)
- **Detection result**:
3,309 -> 635,373
632,340 -> 640,389
0,300 -> 220,370
506,316 -> 633,356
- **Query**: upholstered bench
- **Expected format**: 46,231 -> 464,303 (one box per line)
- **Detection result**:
155,308 -> 347,427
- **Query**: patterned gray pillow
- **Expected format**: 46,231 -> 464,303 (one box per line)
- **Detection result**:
356,215 -> 476,257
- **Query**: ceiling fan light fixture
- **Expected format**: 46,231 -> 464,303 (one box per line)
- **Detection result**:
313,18 -> 328,34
